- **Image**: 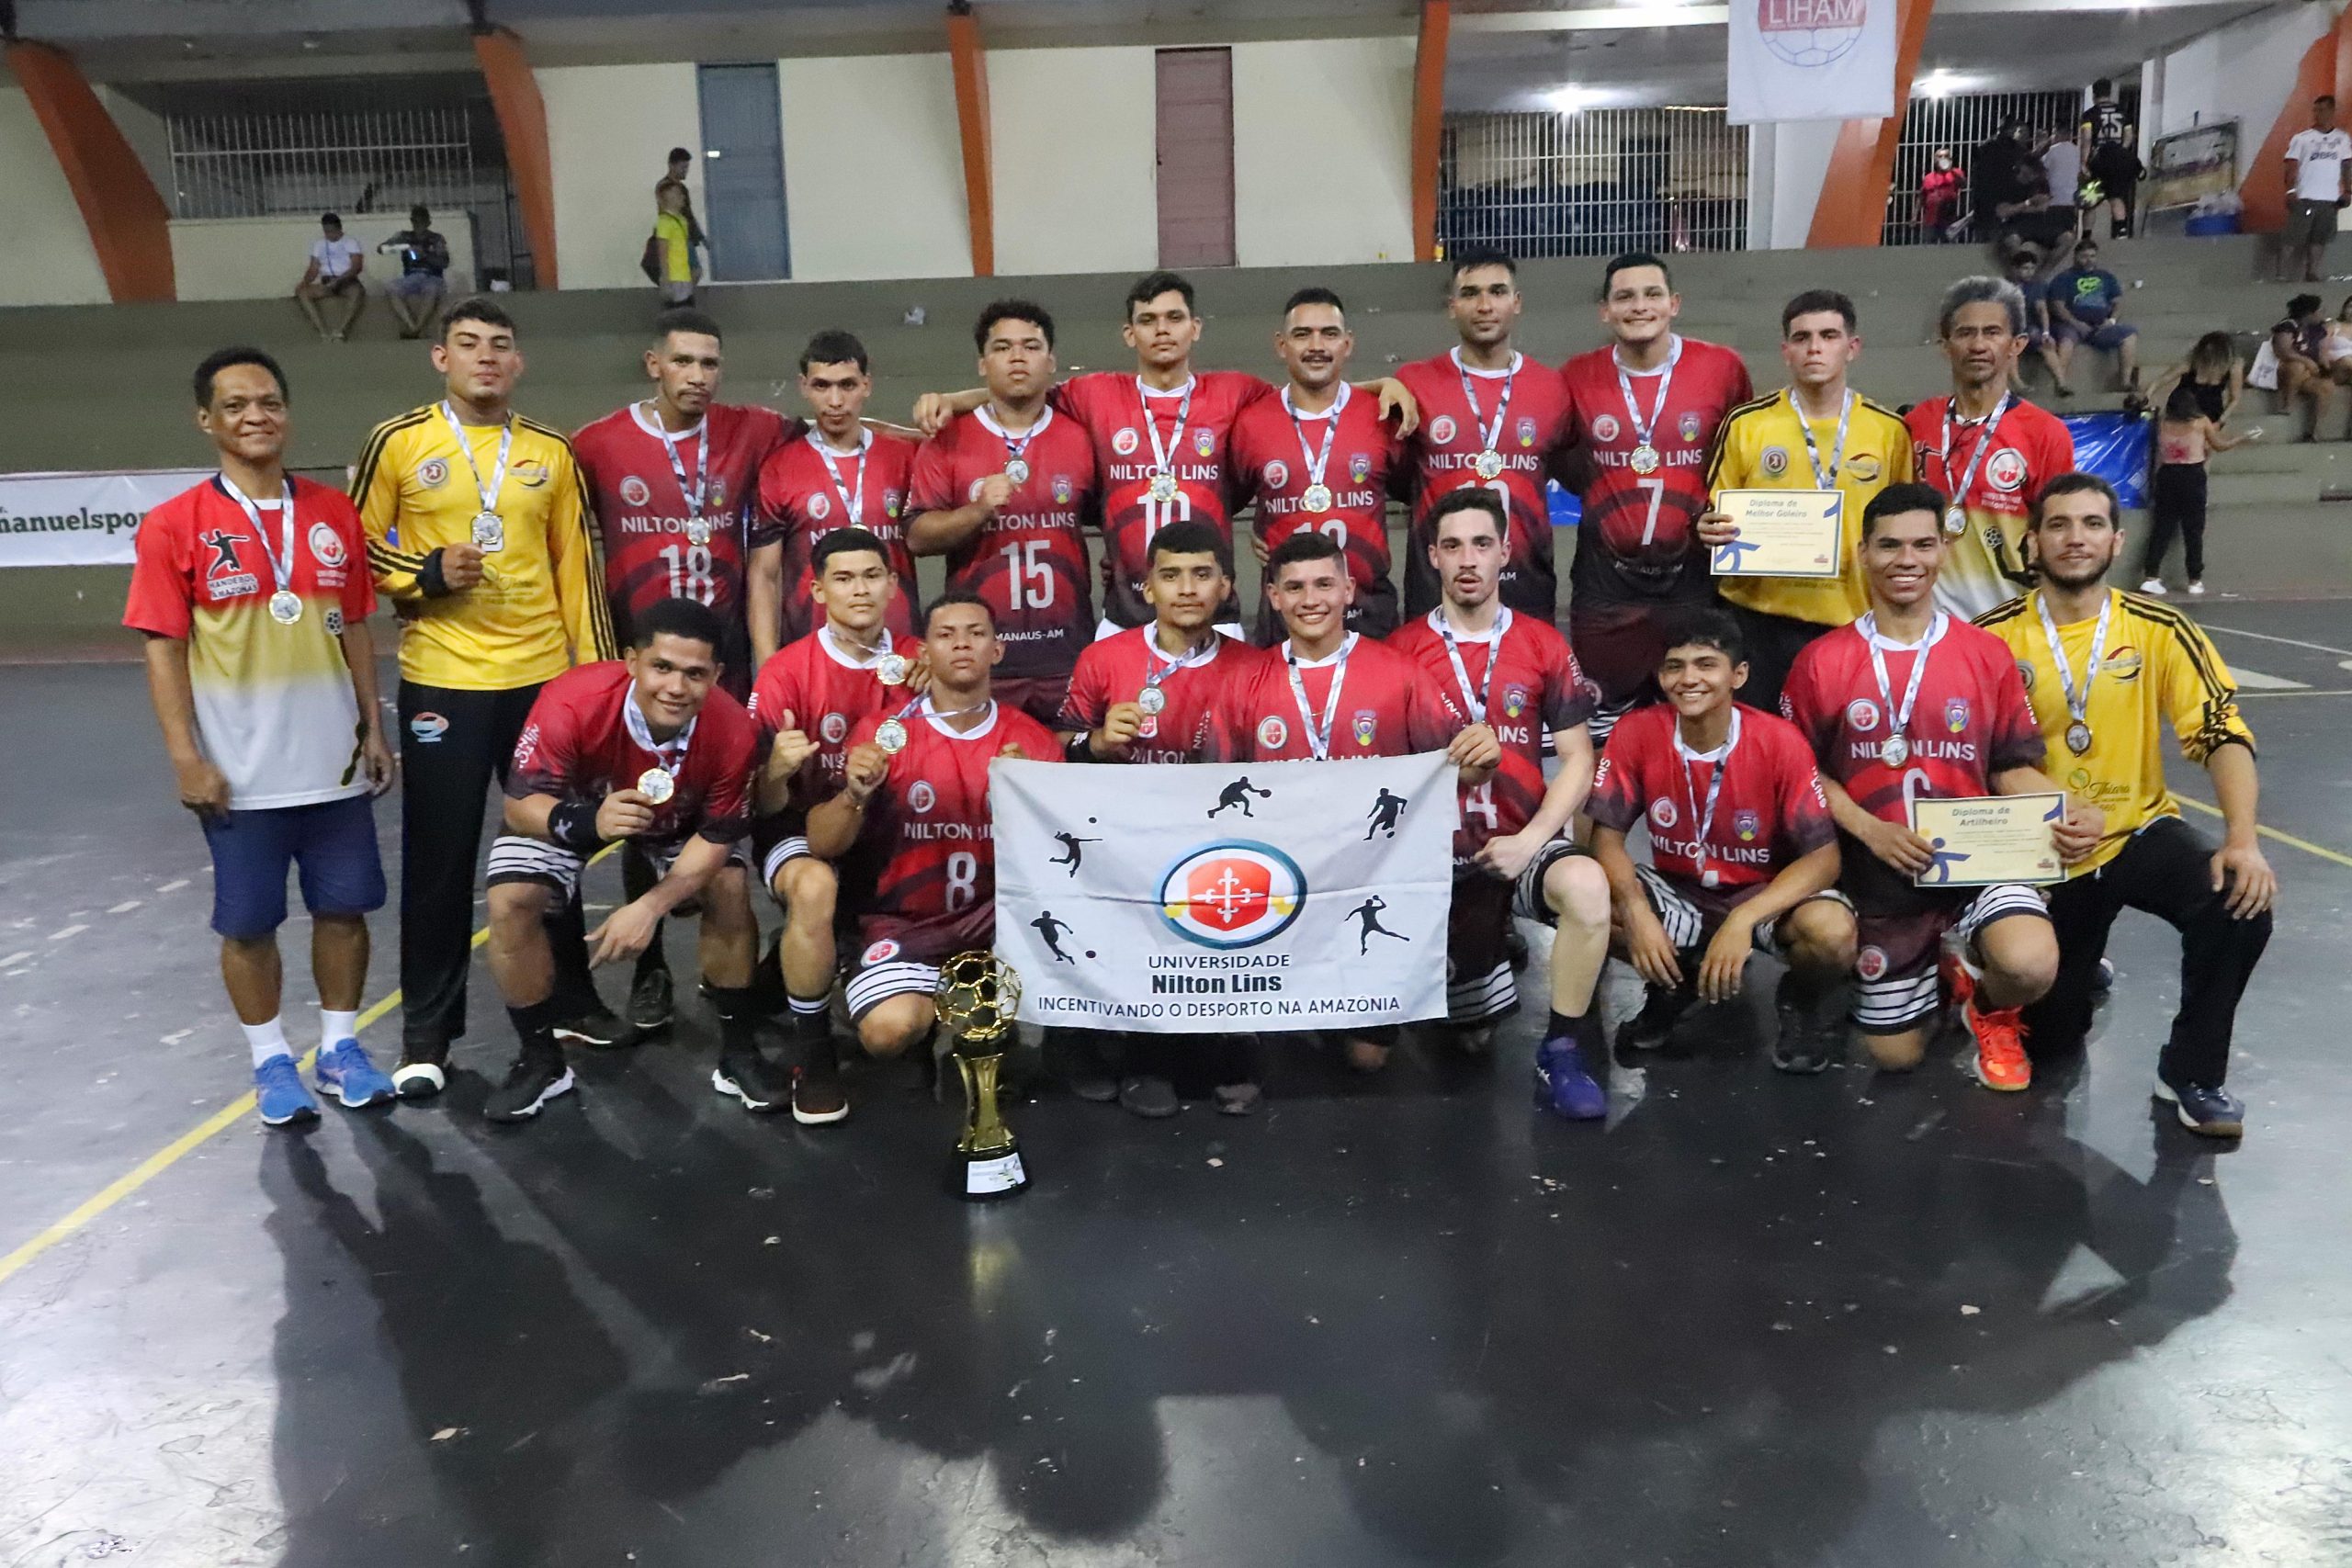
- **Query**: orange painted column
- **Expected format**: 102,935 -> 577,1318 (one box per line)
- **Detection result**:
1412,0 -> 1452,262
6,40 -> 175,302
1804,0 -> 1936,249
947,6 -> 995,276
472,28 -> 560,288
2241,8 -> 2352,235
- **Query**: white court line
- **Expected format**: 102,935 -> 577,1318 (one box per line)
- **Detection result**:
47,926 -> 85,942
156,879 -> 188,894
2199,622 -> 2352,660
107,899 -> 141,914
2230,667 -> 2311,690
0,951 -> 30,968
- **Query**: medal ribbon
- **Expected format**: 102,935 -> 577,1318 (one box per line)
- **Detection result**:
1283,383 -> 1347,495
1859,611 -> 1949,750
1137,376 -> 1197,481
1433,607 -> 1513,724
1145,633 -> 1218,693
620,688 -> 695,776
1937,393 -> 2012,512
1789,389 -> 1854,489
219,473 -> 298,601
650,405 -> 709,520
813,430 -> 872,527
438,400 -> 514,517
1453,349 -> 1518,454
2034,588 -> 2112,734
1614,335 -> 1682,453
1671,708 -> 1743,878
821,623 -> 894,671
1283,631 -> 1357,761
991,403 -> 1048,475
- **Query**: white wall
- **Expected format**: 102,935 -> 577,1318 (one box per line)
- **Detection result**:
1754,118 -> 1840,250
169,214 -> 480,301
540,62 -> 702,290
989,46 -> 1159,276
1230,38 -> 1413,268
96,87 -> 174,210
2153,1 -> 2330,168
779,52 -> 970,281
0,86 -> 109,308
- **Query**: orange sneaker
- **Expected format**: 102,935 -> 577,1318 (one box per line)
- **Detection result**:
1967,998 -> 2032,1091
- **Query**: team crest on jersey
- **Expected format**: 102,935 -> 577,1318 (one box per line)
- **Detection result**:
514,461 -> 550,489
862,938 -> 901,965
1845,698 -> 1882,733
410,711 -> 449,744
1984,449 -> 2028,492
1503,686 -> 1528,720
1847,455 -> 1882,483
1193,427 -> 1216,458
884,489 -> 903,519
307,522 -> 346,568
1113,427 -> 1141,457
1350,452 -> 1372,485
1761,446 -> 1789,478
620,475 -> 651,507
1264,460 -> 1290,491
1430,415 -> 1457,445
1053,473 -> 1074,504
1592,414 -> 1622,443
2103,646 -> 2143,681
809,491 -> 831,521
709,478 -> 729,510
1856,944 -> 1890,982
1679,412 -> 1702,444
1734,809 -> 1760,842
1650,797 -> 1679,829
1351,711 -> 1377,747
1944,697 -> 1971,733
909,781 -> 937,815
821,713 -> 848,743
417,457 -> 449,489
1257,716 -> 1289,750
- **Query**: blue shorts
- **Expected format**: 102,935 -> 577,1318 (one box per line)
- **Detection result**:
201,794 -> 387,939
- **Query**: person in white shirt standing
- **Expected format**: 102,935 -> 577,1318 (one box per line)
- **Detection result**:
2281,96 -> 2352,284
2040,125 -> 2083,236
296,211 -> 368,343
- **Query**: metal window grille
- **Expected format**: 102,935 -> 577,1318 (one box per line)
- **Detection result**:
1881,87 -> 2140,244
165,105 -> 479,223
1440,108 -> 1748,257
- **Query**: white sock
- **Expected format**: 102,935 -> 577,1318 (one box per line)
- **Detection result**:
787,994 -> 828,1018
321,1009 -> 359,1053
243,1018 -> 291,1068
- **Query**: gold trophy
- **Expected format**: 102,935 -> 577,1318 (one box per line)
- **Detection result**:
935,951 -> 1029,1200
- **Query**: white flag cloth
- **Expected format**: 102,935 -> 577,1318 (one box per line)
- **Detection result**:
991,752 -> 1456,1034
1726,0 -> 1896,125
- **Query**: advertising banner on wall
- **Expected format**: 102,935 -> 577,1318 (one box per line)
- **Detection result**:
0,469 -> 211,568
1727,0 -> 1898,125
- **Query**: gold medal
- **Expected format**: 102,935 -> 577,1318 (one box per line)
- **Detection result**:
1473,449 -> 1505,481
876,652 -> 910,686
875,717 -> 909,755
684,518 -> 713,547
1148,470 -> 1180,502
1301,482 -> 1333,514
1628,445 -> 1661,476
636,765 -> 675,804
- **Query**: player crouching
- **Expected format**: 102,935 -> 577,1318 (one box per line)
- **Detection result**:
481,598 -> 775,1122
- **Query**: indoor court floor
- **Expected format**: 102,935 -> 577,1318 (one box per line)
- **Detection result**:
2,601 -> 2348,1568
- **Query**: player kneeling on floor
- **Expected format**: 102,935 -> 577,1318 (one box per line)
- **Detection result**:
481,597 -> 773,1122
1587,609 -> 1860,1069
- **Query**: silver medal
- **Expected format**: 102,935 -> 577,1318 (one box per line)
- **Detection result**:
1136,684 -> 1169,716
684,519 -> 712,547
1473,449 -> 1505,481
1628,444 -> 1661,477
1148,469 -> 1180,502
1005,458 -> 1031,487
876,653 -> 910,686
1301,482 -> 1333,514
1881,735 -> 1910,768
1943,506 -> 1968,536
636,766 -> 675,805
2065,720 -> 2093,756
268,590 -> 303,626
875,718 -> 909,755
471,511 -> 505,552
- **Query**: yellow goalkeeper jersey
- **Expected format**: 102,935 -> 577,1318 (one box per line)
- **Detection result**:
1706,388 -> 1914,626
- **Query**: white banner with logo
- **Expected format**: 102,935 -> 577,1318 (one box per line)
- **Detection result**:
0,469 -> 212,567
991,752 -> 1456,1034
1726,0 -> 1896,125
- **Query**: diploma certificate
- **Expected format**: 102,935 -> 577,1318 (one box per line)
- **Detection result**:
1709,489 -> 1845,579
1906,793 -> 2066,887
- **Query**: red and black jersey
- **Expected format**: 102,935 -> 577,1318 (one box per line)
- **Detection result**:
753,431 -> 922,647
842,700 -> 1064,963
1395,349 -> 1574,619
1587,703 -> 1835,900
571,401 -> 793,695
1050,369 -> 1272,627
506,660 -> 757,848
1058,626 -> 1263,764
1385,607 -> 1592,772
1781,615 -> 2046,910
906,407 -> 1098,680
1227,384 -> 1401,639
1206,633 -> 1465,763
744,624 -> 923,810
1558,336 -> 1752,604
1453,749 -> 1549,869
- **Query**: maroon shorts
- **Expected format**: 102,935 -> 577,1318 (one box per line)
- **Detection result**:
996,672 -> 1074,729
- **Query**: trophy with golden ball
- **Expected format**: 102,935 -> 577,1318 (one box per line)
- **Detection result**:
934,951 -> 1029,1200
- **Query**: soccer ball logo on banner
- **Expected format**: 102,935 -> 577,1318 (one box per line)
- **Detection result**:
1158,840 -> 1308,949
1758,0 -> 1866,69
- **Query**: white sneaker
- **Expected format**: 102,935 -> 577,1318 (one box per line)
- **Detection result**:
2138,578 -> 2168,596
2188,580 -> 2207,595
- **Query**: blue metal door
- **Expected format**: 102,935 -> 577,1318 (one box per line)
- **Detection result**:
695,62 -> 789,281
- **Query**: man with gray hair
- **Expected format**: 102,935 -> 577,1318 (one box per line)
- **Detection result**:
1904,276 -> 2076,620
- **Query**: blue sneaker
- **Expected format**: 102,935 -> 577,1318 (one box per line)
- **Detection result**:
254,1054 -> 322,1126
1533,1037 -> 1607,1121
315,1039 -> 397,1110
2154,1077 -> 2245,1138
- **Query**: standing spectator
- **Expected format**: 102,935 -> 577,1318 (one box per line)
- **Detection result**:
2281,96 -> 2352,283
1996,143 -> 2075,262
2005,247 -> 2073,397
2041,123 -> 2083,228
2080,78 -> 2139,238
2046,238 -> 2140,392
1919,148 -> 1963,243
2247,294 -> 2332,440
650,183 -> 698,306
2147,332 -> 2244,428
2142,382 -> 2251,596
295,212 -> 366,343
377,205 -> 449,341
1971,118 -> 2028,243
654,146 -> 708,255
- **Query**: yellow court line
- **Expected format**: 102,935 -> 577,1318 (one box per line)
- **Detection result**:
2177,796 -> 2352,871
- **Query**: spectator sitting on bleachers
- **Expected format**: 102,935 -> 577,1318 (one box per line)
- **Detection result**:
2004,245 -> 2072,398
295,211 -> 366,343
376,205 -> 449,341
2046,238 -> 2139,394
2247,294 -> 2333,440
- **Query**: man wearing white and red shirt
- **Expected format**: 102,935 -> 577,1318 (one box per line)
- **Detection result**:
1587,609 -> 1857,1074
1559,253 -> 1754,741
1386,491 -> 1614,1114
1209,530 -> 1500,1075
752,331 -> 921,655
907,300 -> 1102,726
127,347 -> 398,1127
1781,483 -> 2095,1089
1396,246 -> 1576,620
807,592 -> 1063,1068
483,597 -> 765,1123
744,527 -> 922,1123
1905,277 -> 2075,621
1227,287 -> 1404,641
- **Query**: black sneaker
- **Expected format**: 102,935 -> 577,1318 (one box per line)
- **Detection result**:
553,1000 -> 647,1051
391,1040 -> 450,1100
1617,985 -> 1692,1056
628,965 -> 674,1032
1504,925 -> 1531,974
2154,1077 -> 2245,1138
1769,976 -> 1846,1076
1043,1029 -> 1117,1103
1116,1075 -> 1180,1118
787,1021 -> 849,1125
713,1049 -> 790,1113
483,1044 -> 574,1122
